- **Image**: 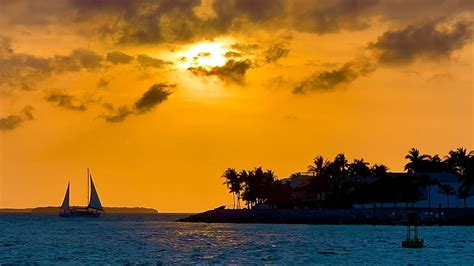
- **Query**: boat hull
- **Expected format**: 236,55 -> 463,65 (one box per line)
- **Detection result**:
59,208 -> 103,218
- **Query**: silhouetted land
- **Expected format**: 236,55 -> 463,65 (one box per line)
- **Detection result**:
178,208 -> 474,225
0,207 -> 158,214
0,208 -> 33,213
180,147 -> 474,225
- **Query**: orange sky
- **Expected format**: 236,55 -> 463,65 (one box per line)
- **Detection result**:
0,0 -> 473,212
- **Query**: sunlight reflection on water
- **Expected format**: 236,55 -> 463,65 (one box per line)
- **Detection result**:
0,214 -> 473,264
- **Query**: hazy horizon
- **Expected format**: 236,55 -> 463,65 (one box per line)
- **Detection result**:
1,0 -> 472,212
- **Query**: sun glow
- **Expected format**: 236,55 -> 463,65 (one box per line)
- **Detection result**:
177,42 -> 229,69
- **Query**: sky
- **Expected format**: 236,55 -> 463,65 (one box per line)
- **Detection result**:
0,0 -> 473,212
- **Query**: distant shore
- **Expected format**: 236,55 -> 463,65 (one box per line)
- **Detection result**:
0,206 -> 158,215
178,208 -> 474,225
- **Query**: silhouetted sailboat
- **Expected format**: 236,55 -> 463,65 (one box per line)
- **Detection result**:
59,168 -> 104,217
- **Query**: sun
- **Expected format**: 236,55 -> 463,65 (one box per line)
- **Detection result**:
177,42 -> 228,69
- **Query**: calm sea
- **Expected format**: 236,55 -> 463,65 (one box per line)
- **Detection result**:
1,214 -> 473,264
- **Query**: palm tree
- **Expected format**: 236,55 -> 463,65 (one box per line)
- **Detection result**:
308,155 -> 329,176
418,174 -> 438,208
222,168 -> 240,209
347,159 -> 371,183
405,148 -> 430,173
458,154 -> 474,208
445,147 -> 470,176
427,154 -> 445,172
239,169 -> 254,209
371,164 -> 389,178
332,153 -> 348,176
458,185 -> 471,208
438,184 -> 455,208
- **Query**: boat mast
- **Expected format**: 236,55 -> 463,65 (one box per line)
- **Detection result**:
87,168 -> 90,206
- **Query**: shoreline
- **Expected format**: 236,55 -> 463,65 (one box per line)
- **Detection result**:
178,208 -> 474,225
0,206 -> 159,215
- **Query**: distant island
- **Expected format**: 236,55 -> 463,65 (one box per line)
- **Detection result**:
0,207 -> 158,215
180,147 -> 474,225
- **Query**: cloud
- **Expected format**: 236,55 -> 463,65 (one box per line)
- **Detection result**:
224,51 -> 242,58
53,49 -> 103,71
293,57 -> 375,94
292,19 -> 472,94
97,78 -> 109,88
0,35 -> 13,59
230,43 -> 260,53
0,45 -> 104,91
100,83 -> 174,122
0,36 -> 171,91
287,0 -> 378,34
100,104 -> 133,123
0,106 -> 34,131
2,0 -> 472,46
188,59 -> 251,84
259,36 -> 291,64
135,83 -> 174,113
136,54 -> 171,68
369,20 -> 473,64
106,51 -> 134,64
193,0 -> 217,21
45,92 -> 87,111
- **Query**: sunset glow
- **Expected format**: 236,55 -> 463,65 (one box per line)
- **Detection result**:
177,42 -> 229,69
0,0 -> 472,213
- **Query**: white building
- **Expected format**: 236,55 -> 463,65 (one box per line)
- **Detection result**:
284,171 -> 474,209
355,172 -> 474,209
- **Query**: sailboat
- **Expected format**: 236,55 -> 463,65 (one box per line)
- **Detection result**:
59,168 -> 104,217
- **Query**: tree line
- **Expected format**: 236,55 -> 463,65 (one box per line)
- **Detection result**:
223,148 -> 474,209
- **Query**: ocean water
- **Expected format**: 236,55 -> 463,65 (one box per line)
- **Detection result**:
1,214 -> 473,264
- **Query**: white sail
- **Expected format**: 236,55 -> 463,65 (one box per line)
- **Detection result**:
61,183 -> 70,210
88,175 -> 103,210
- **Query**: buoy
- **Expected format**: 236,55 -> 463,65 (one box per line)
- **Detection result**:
402,213 -> 424,248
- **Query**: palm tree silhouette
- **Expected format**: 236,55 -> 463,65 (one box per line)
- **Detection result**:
458,186 -> 471,208
222,168 -> 241,209
308,155 -> 329,175
348,158 -> 371,183
446,148 -> 470,175
458,152 -> 474,208
405,148 -> 430,173
438,184 -> 455,208
419,174 -> 438,208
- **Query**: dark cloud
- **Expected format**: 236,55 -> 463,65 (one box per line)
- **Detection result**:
369,20 -> 473,64
106,51 -> 134,64
288,0 -> 378,34
53,49 -> 103,71
100,105 -> 133,123
97,78 -> 109,88
0,106 -> 34,131
261,43 -> 290,64
45,92 -> 87,111
100,83 -> 174,122
293,57 -> 375,94
0,35 -> 13,59
0,37 -> 171,91
224,51 -> 242,58
188,59 -> 251,84
1,0 -> 472,45
292,19 -> 473,94
230,43 -> 260,53
136,54 -> 171,68
135,83 -> 174,113
0,46 -> 103,90
259,36 -> 291,64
